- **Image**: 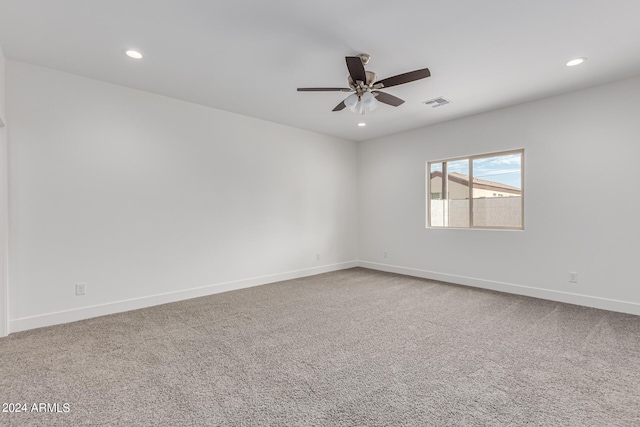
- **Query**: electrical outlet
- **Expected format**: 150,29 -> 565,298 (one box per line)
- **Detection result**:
76,283 -> 86,296
316,253 -> 320,261
384,251 -> 388,259
568,272 -> 578,284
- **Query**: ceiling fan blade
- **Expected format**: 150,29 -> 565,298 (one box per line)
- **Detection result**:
297,87 -> 352,92
332,101 -> 347,111
345,56 -> 367,83
372,91 -> 405,107
374,68 -> 431,89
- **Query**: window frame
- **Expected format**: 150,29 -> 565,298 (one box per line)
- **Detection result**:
427,149 -> 524,230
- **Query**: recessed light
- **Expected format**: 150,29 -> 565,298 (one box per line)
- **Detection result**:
357,122 -> 366,127
566,57 -> 586,67
125,50 -> 144,59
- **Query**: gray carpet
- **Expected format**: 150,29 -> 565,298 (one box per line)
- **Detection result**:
1,267 -> 640,426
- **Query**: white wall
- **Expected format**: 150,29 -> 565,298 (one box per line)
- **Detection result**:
7,60 -> 358,331
7,58 -> 640,334
359,75 -> 640,314
0,44 -> 7,337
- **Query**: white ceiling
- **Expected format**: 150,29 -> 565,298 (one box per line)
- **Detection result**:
1,0 -> 639,142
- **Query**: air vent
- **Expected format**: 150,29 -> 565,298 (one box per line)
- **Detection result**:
424,97 -> 450,108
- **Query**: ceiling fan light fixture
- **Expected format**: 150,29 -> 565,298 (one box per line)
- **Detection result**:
362,91 -> 379,111
344,93 -> 360,112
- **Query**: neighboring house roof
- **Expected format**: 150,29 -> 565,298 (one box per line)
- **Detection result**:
430,171 -> 521,195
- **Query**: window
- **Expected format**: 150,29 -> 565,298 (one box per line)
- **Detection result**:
427,149 -> 523,229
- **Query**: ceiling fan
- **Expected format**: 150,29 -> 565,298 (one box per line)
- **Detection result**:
297,53 -> 431,114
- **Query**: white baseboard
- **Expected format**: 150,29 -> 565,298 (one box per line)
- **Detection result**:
9,261 -> 359,334
358,261 -> 640,316
9,259 -> 639,335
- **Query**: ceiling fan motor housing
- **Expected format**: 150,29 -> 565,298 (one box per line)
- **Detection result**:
348,71 -> 377,95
